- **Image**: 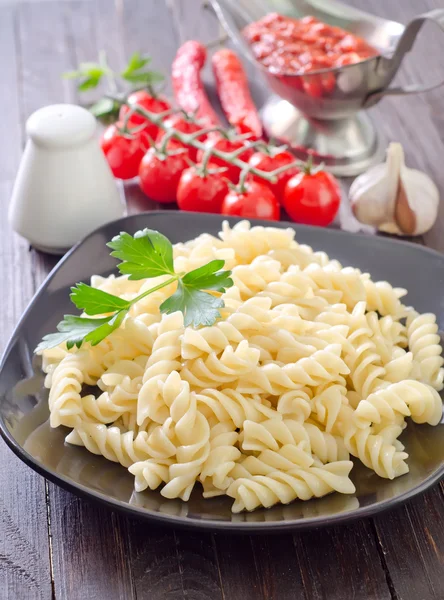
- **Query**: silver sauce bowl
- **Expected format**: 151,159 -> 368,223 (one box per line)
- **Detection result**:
210,0 -> 444,175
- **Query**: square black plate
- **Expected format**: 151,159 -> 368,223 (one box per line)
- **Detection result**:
1,211 -> 443,532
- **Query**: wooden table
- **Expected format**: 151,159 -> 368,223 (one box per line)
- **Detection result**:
1,1 -> 443,598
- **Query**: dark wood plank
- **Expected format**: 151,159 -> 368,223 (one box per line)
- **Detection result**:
373,487 -> 444,600
348,2 -> 444,597
127,520 -> 225,600
293,522 -> 392,600
0,7 -> 22,181
170,0 -> 221,45
213,534 -> 267,600
125,521 -> 183,599
249,535 -> 307,600
121,0 -> 179,96
174,531 -> 224,600
16,4 -> 135,599
49,497 -> 135,600
119,6 -> 228,597
0,6 -> 53,598
0,180 -> 53,600
2,3 -> 444,600
93,0 -> 126,75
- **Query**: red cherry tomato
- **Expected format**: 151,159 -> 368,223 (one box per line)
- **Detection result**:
221,181 -> 280,220
177,166 -> 229,214
197,136 -> 254,183
139,148 -> 189,204
156,114 -> 206,161
119,90 -> 171,139
248,149 -> 299,203
283,166 -> 341,226
100,122 -> 150,180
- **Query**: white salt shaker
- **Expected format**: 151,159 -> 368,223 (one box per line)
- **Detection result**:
9,104 -> 125,254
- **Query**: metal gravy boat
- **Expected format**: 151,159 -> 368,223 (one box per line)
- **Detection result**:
210,0 -> 444,175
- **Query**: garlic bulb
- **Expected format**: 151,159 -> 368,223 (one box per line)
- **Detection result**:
349,143 -> 439,236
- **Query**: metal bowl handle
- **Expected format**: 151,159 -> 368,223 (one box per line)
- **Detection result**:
364,9 -> 444,108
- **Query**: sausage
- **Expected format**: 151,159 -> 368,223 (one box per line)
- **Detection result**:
212,48 -> 262,138
172,41 -> 221,129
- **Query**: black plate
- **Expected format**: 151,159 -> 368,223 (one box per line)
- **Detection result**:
1,211 -> 443,532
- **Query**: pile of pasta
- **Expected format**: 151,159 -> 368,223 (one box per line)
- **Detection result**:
40,221 -> 444,512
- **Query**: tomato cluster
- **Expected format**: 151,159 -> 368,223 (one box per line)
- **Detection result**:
100,90 -> 341,226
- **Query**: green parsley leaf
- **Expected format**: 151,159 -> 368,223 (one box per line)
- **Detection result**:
107,229 -> 175,279
160,281 -> 225,327
89,97 -> 120,120
121,51 -> 152,76
63,62 -> 108,92
182,260 -> 234,292
120,51 -> 164,87
36,230 -> 233,352
36,310 -> 128,352
36,314 -> 116,352
82,310 -> 128,346
70,283 -> 130,315
160,261 -> 233,327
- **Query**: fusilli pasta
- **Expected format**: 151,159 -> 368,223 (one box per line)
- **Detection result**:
39,220 -> 443,512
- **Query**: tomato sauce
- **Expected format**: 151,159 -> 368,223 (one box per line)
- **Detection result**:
243,13 -> 378,75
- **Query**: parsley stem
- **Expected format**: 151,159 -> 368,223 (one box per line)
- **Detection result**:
128,275 -> 179,307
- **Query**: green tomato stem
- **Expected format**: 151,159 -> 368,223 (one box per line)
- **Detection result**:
107,95 -> 301,184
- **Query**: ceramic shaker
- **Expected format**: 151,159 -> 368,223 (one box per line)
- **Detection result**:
8,104 -> 125,254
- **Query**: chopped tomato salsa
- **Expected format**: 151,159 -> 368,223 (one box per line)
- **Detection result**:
243,13 -> 378,75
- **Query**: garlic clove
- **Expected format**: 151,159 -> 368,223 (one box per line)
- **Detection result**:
395,164 -> 439,236
350,162 -> 396,227
349,142 -> 439,236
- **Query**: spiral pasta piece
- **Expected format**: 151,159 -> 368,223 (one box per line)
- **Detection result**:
303,264 -> 366,310
196,388 -> 278,428
344,425 -> 409,479
227,461 -> 355,512
277,388 -> 312,422
345,303 -> 385,397
231,256 -> 282,299
200,422 -> 241,493
242,418 -> 348,463
181,340 -> 260,388
354,380 -> 442,428
311,384 -> 348,433
407,312 -> 444,390
219,220 -> 295,263
363,279 -> 407,318
237,344 -> 349,395
66,419 -> 177,467
48,351 -> 104,428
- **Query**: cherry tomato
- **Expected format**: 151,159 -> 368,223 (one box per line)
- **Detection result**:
248,149 -> 299,203
177,166 -> 229,214
139,148 -> 189,204
100,122 -> 150,180
156,114 -> 206,161
119,90 -> 171,138
197,136 -> 254,183
283,165 -> 341,226
221,181 -> 280,220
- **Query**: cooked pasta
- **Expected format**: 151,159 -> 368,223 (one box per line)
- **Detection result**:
39,220 -> 443,512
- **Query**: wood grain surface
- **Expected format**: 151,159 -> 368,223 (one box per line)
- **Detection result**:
0,1 -> 443,599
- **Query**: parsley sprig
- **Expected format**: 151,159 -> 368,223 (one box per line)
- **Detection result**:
36,229 -> 233,352
63,51 -> 164,120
